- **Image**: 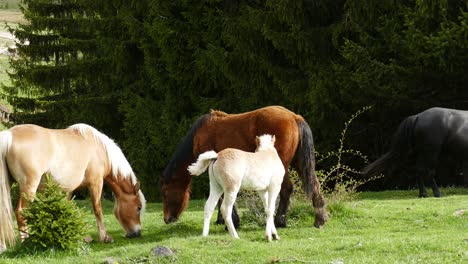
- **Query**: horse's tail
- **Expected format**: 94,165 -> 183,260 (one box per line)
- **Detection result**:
295,119 -> 316,199
0,130 -> 15,250
295,118 -> 329,227
363,115 -> 418,176
187,151 -> 218,176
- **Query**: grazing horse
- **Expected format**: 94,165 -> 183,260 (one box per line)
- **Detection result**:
0,124 -> 146,252
188,134 -> 285,241
364,107 -> 468,197
161,106 -> 328,229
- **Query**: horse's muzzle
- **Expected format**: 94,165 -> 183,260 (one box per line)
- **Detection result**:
164,217 -> 178,224
126,230 -> 141,238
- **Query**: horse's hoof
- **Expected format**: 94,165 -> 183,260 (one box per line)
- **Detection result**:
313,208 -> 329,228
0,243 -> 6,253
273,234 -> 280,241
434,193 -> 442,198
274,215 -> 287,228
104,235 -> 114,243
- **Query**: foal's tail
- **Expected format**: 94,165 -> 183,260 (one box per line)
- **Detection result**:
363,115 -> 417,177
187,151 -> 218,176
0,130 -> 15,251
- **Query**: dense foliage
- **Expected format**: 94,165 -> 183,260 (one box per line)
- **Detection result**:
3,0 -> 467,200
20,175 -> 89,251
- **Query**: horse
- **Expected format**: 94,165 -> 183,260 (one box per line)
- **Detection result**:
188,134 -> 285,241
160,106 -> 328,229
363,107 -> 468,197
0,123 -> 146,252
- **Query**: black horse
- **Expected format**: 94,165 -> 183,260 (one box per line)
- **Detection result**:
364,107 -> 468,197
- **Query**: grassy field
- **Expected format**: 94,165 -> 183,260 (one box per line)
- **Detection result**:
0,188 -> 466,264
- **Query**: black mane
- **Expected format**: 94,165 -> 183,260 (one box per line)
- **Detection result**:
162,113 -> 210,181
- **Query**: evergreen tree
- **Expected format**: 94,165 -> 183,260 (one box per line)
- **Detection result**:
4,0 -> 122,135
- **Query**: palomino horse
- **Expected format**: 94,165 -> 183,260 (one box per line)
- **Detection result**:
188,134 -> 285,241
364,107 -> 468,197
161,106 -> 328,229
0,124 -> 145,252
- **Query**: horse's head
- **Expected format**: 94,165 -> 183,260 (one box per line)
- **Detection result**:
255,134 -> 276,151
112,179 -> 146,238
161,166 -> 191,224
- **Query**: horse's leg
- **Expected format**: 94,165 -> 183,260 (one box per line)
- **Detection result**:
88,179 -> 113,243
417,173 -> 428,197
274,172 -> 293,228
415,153 -> 429,197
429,169 -> 441,197
257,190 -> 274,241
15,176 -> 42,241
203,183 -> 223,237
215,196 -> 224,224
267,188 -> 281,241
221,189 -> 240,239
215,195 -> 240,229
15,192 -> 29,241
416,149 -> 441,198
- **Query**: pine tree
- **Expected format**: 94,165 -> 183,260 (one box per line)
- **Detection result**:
4,0 -> 121,134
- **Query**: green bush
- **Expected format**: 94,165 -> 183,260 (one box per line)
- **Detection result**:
20,175 -> 90,252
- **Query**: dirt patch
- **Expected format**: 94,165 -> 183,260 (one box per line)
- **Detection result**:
0,10 -> 25,24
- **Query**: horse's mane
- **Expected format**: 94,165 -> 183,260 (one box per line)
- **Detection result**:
162,114 -> 211,181
210,109 -> 228,117
69,124 -> 137,185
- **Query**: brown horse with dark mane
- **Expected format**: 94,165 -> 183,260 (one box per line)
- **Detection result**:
160,106 -> 328,228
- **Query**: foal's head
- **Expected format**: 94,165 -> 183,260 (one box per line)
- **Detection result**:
255,134 -> 276,151
112,177 -> 146,238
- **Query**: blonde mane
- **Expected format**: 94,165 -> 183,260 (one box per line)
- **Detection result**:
69,124 -> 137,185
210,109 -> 228,117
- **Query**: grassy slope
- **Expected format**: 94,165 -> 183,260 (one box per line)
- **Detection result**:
0,188 -> 466,264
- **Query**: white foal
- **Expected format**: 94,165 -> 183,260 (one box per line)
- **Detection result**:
188,134 -> 285,241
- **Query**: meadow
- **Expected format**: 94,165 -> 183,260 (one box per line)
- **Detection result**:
0,187 -> 466,264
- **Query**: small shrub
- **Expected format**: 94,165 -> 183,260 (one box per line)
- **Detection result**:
238,190 -> 266,227
316,106 -> 382,203
20,174 -> 90,252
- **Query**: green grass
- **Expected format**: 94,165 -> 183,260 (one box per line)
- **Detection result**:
0,188 -> 467,263
0,0 -> 21,10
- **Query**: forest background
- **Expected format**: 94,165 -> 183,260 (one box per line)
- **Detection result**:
1,0 -> 467,201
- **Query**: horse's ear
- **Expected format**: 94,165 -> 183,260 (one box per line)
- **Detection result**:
255,136 -> 260,146
134,181 -> 141,194
272,135 -> 276,144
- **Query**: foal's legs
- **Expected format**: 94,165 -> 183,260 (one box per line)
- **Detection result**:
258,190 -> 278,241
88,178 -> 113,243
215,195 -> 240,229
266,188 -> 281,241
221,189 -> 240,239
203,181 -> 223,237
